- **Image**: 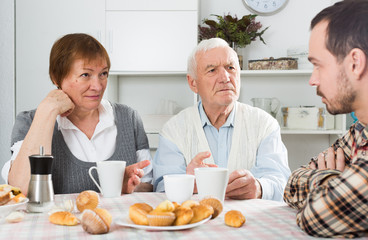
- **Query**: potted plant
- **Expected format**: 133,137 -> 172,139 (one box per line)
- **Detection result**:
199,14 -> 268,68
199,13 -> 268,48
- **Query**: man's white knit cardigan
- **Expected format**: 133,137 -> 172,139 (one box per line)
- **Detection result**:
161,101 -> 279,173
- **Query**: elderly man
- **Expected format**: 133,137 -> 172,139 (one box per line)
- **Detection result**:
153,38 -> 290,201
283,0 -> 368,238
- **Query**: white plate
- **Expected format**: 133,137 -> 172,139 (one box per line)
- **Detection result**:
0,198 -> 29,218
116,215 -> 211,231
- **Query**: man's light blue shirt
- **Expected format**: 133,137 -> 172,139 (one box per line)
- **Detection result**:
153,101 -> 290,201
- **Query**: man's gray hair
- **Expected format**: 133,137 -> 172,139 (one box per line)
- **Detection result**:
187,38 -> 234,79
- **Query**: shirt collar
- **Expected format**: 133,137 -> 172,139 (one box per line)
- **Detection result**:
56,99 -> 115,132
353,120 -> 368,142
198,101 -> 236,128
357,121 -> 368,141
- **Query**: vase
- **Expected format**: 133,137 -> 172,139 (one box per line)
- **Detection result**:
230,42 -> 244,70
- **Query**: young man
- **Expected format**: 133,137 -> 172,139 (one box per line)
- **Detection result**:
283,0 -> 368,238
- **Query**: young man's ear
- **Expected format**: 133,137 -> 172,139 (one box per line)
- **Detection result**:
349,48 -> 367,80
187,74 -> 198,94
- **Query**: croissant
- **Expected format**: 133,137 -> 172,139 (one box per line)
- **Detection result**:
49,211 -> 79,226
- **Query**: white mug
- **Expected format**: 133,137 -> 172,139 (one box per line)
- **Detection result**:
88,161 -> 126,198
164,174 -> 195,203
194,167 -> 229,202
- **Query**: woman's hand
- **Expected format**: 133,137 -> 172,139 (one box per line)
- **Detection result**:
122,160 -> 151,194
38,89 -> 75,117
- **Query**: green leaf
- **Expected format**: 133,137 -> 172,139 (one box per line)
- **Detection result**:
204,20 -> 218,28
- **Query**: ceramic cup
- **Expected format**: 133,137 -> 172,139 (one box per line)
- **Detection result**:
194,167 -> 229,202
164,174 -> 195,203
88,161 -> 126,198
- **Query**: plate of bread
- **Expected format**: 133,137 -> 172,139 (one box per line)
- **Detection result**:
117,215 -> 211,231
117,197 -> 223,231
0,184 -> 28,217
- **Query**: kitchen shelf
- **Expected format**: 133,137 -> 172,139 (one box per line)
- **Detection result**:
145,126 -> 346,135
240,69 -> 313,77
109,71 -> 186,77
109,69 -> 314,77
281,129 -> 345,135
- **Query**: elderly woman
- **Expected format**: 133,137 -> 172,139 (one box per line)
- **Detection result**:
2,33 -> 152,194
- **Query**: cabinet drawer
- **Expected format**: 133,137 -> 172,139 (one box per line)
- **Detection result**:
106,11 -> 197,71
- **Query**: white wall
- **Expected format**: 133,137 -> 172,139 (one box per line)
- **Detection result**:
0,0 -> 15,184
200,0 -> 333,62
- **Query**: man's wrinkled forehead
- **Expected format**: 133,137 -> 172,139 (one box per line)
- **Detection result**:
196,47 -> 238,68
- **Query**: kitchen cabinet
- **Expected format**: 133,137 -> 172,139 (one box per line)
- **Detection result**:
105,0 -> 198,72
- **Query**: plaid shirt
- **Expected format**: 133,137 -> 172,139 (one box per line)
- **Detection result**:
283,121 -> 368,238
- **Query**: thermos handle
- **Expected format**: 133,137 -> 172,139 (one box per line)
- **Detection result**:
88,167 -> 103,193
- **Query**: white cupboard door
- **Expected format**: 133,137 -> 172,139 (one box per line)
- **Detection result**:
106,11 -> 197,72
16,0 -> 105,113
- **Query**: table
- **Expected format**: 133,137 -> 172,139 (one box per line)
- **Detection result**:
1,193 -> 366,240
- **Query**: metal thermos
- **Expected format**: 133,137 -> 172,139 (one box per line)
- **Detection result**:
27,146 -> 54,212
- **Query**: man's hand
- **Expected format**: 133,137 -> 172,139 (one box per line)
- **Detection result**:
226,169 -> 262,200
186,151 -> 217,175
310,147 -> 345,171
122,160 -> 150,194
186,151 -> 217,193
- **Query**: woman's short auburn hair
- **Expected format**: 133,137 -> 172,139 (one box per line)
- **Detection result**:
49,33 -> 110,87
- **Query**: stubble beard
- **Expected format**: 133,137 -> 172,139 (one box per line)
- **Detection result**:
318,69 -> 356,115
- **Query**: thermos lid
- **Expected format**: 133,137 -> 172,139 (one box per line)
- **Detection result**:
29,146 -> 53,175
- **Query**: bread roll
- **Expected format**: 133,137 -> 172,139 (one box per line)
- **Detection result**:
200,197 -> 223,219
189,204 -> 214,224
129,203 -> 153,225
76,190 -> 100,212
173,207 -> 193,226
224,210 -> 245,228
